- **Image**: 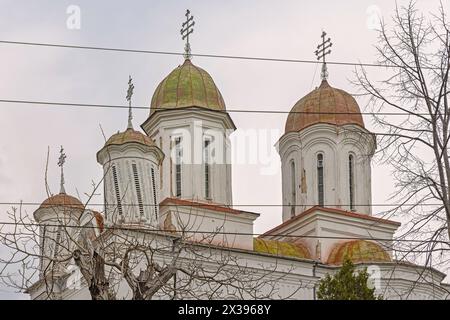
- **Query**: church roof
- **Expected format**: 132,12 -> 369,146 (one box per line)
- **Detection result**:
150,59 -> 226,115
261,206 -> 401,238
253,238 -> 311,259
40,193 -> 84,210
160,197 -> 259,217
327,240 -> 391,265
104,128 -> 156,148
285,80 -> 365,133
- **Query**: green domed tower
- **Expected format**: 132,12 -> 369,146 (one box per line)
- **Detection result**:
142,58 -> 235,206
150,59 -> 226,115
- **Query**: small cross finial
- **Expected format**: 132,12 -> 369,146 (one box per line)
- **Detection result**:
180,9 -> 195,60
314,31 -> 333,81
126,75 -> 134,129
57,146 -> 67,194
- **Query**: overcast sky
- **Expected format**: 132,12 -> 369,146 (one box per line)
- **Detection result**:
0,0 -> 446,299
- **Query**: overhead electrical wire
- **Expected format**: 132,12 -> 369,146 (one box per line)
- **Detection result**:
0,40 -> 393,68
0,99 -> 432,116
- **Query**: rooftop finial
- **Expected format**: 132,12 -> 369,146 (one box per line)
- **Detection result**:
57,146 -> 67,194
180,9 -> 195,60
314,31 -> 333,81
126,75 -> 134,129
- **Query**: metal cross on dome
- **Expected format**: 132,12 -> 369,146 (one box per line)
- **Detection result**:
126,75 -> 134,129
57,146 -> 67,194
314,31 -> 333,81
180,9 -> 195,59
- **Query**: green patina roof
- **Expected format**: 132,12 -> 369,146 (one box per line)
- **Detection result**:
253,238 -> 311,259
327,240 -> 391,265
150,59 -> 226,115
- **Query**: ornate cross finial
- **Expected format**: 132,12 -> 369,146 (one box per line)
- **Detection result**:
57,146 -> 67,194
180,9 -> 195,60
314,31 -> 333,81
126,75 -> 134,129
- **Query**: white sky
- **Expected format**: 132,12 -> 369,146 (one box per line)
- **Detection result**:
0,0 -> 446,298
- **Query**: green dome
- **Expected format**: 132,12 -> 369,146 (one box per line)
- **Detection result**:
327,240 -> 391,265
150,59 -> 226,115
253,238 -> 311,259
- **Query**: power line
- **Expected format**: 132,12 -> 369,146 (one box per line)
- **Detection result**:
0,99 -> 431,116
0,40 -> 392,69
0,202 -> 445,207
0,220 -> 446,245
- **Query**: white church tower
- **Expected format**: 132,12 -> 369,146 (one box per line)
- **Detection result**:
33,147 -> 84,277
142,11 -> 235,206
278,32 -> 376,222
97,76 -> 164,226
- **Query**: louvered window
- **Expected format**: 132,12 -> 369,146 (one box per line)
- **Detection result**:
53,225 -> 62,259
132,163 -> 144,218
151,167 -> 158,219
112,165 -> 123,216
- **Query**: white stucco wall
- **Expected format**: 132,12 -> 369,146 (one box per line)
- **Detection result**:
28,231 -> 449,300
97,142 -> 162,225
278,123 -> 376,221
142,109 -> 235,206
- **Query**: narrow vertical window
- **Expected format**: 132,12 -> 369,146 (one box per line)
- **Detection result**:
349,154 -> 355,211
151,167 -> 158,219
40,226 -> 47,272
290,160 -> 296,217
317,154 -> 324,206
132,163 -> 144,218
112,165 -> 123,216
53,225 -> 62,259
175,137 -> 182,198
204,139 -> 211,199
159,137 -> 163,190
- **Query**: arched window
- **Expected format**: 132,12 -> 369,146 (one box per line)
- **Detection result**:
290,160 -> 296,217
174,137 -> 182,198
204,138 -> 211,199
317,154 -> 324,206
349,154 -> 355,211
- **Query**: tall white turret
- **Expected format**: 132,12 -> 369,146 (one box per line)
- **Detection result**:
279,79 -> 376,222
33,147 -> 84,277
97,76 -> 164,225
142,59 -> 235,206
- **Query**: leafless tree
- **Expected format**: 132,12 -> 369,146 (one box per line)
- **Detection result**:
0,146 -> 305,300
0,202 -> 305,300
353,1 -> 450,273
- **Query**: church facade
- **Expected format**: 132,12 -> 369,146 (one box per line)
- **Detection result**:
26,26 -> 450,300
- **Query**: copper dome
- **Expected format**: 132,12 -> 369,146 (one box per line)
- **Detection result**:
104,128 -> 155,148
40,193 -> 84,210
285,80 -> 365,133
327,240 -> 391,265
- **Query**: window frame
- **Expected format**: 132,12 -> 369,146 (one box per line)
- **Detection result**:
317,153 -> 324,207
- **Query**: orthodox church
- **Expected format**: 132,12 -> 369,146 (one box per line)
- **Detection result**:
27,16 -> 449,300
